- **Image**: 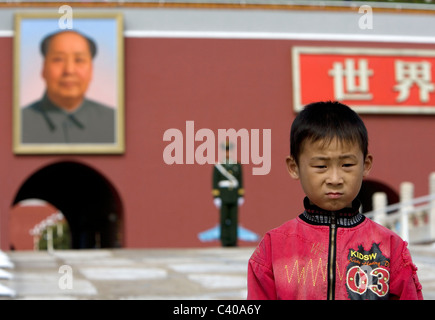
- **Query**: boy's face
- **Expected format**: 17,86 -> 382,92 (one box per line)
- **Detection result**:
286,138 -> 373,212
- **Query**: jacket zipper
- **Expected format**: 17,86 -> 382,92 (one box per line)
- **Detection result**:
327,213 -> 337,300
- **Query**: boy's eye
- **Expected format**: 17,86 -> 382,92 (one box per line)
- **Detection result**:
313,165 -> 327,169
343,163 -> 355,168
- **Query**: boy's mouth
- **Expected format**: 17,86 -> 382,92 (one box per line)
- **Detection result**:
326,192 -> 343,199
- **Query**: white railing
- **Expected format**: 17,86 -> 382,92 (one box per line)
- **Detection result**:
364,172 -> 435,244
29,212 -> 65,252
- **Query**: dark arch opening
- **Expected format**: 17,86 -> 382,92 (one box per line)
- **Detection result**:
358,179 -> 400,214
12,161 -> 123,249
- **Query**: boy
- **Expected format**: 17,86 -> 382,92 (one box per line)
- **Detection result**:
247,101 -> 423,300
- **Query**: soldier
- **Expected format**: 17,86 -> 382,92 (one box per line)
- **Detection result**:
212,141 -> 244,247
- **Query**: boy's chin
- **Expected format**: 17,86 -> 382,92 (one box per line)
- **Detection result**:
313,199 -> 353,212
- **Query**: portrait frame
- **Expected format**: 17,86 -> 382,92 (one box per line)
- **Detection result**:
13,12 -> 125,154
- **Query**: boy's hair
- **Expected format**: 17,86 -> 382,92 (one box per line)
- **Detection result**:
290,101 -> 368,164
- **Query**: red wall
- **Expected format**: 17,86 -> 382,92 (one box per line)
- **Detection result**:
1,36 -> 435,250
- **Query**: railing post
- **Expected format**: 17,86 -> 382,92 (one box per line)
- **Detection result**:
429,172 -> 435,241
373,192 -> 387,225
400,182 -> 414,242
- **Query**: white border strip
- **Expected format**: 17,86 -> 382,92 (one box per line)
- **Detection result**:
0,31 -> 13,37
124,30 -> 435,43
2,29 -> 435,43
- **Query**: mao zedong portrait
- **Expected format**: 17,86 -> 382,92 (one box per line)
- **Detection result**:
21,30 -> 115,144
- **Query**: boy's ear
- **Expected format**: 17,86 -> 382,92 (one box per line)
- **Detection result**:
363,153 -> 373,178
286,156 -> 300,180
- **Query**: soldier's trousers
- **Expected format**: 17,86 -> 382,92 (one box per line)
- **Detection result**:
220,203 -> 238,247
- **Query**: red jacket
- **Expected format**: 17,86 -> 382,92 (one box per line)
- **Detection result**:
247,198 -> 423,300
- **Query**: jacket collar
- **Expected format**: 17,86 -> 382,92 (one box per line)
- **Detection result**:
299,197 -> 365,228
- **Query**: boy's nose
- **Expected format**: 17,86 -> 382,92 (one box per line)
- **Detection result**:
326,168 -> 343,185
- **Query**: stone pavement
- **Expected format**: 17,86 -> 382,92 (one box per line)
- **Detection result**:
1,244 -> 435,300
406,244 -> 435,300
0,247 -> 253,300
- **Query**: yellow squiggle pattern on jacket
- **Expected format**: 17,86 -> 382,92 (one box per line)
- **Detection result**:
284,258 -> 345,287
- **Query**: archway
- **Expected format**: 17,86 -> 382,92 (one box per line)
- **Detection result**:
12,161 -> 123,249
358,179 -> 399,214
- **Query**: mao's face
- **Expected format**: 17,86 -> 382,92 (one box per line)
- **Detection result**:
42,32 -> 93,107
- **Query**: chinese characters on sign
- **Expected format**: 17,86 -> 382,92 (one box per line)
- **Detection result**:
394,60 -> 434,103
292,47 -> 435,113
329,59 -> 373,101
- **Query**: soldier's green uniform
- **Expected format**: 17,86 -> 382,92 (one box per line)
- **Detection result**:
212,151 -> 244,247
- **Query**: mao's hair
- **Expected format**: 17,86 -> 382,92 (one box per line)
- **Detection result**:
40,30 -> 97,59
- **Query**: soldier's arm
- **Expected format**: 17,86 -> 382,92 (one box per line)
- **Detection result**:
237,163 -> 244,198
212,165 -> 220,198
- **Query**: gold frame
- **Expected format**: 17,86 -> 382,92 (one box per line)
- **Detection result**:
13,12 -> 124,154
